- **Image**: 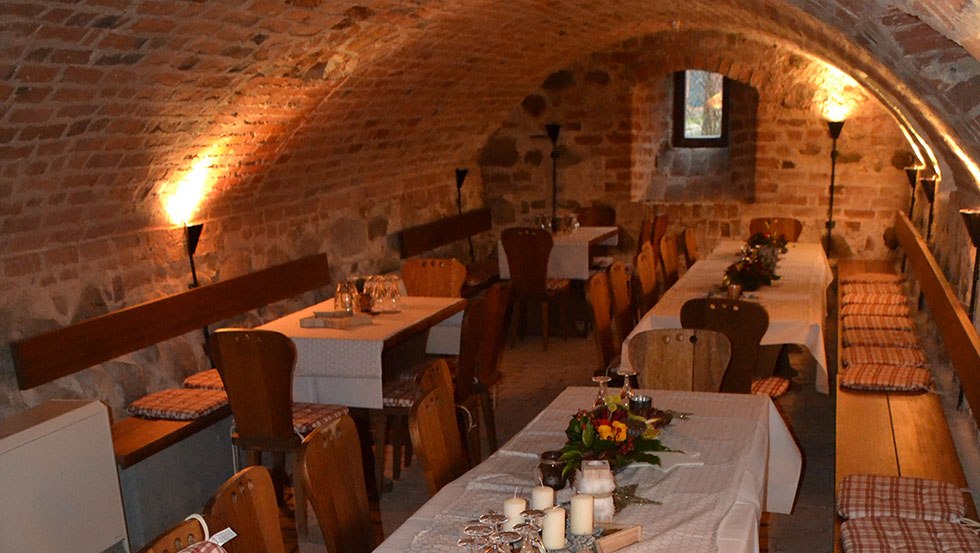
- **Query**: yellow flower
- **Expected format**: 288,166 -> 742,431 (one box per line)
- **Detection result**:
611,421 -> 628,442
597,424 -> 615,441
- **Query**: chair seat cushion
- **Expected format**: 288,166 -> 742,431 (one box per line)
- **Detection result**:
841,303 -> 911,317
382,378 -> 419,408
842,346 -> 927,367
590,256 -> 615,269
750,376 -> 790,398
182,368 -> 225,390
840,273 -> 905,285
842,315 -> 916,331
546,278 -> 571,292
841,283 -> 905,296
128,388 -> 228,420
840,365 -> 932,392
837,474 -> 966,522
840,517 -> 980,552
841,293 -> 908,306
292,403 -> 348,434
842,329 -> 921,349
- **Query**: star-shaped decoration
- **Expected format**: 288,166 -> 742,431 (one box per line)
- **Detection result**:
612,484 -> 661,513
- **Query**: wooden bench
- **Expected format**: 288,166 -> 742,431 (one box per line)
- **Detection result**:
834,213 -> 979,552
398,207 -> 498,296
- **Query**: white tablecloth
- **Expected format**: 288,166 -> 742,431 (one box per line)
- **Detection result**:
258,296 -> 465,409
621,241 -> 833,393
374,386 -> 801,553
498,226 -> 619,280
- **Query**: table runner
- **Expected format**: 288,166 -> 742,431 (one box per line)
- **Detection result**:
258,296 -> 465,409
498,226 -> 619,280
374,386 -> 801,553
621,241 -> 834,393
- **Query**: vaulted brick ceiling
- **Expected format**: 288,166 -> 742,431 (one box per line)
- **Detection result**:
2,0 -> 978,254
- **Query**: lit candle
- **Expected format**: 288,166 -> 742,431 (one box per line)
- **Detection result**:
569,494 -> 594,535
503,496 -> 527,531
531,485 -> 555,510
542,506 -> 566,550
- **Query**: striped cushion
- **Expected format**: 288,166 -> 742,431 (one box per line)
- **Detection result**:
382,378 -> 419,408
128,388 -> 228,420
841,293 -> 908,306
841,283 -> 905,296
842,329 -> 920,349
842,347 -> 926,367
840,517 -> 980,552
292,403 -> 348,434
842,315 -> 916,331
840,365 -> 932,392
840,273 -> 905,284
750,376 -> 790,398
182,369 -> 225,390
546,278 -> 571,292
841,304 -> 911,317
177,543 -> 228,553
837,474 -> 966,522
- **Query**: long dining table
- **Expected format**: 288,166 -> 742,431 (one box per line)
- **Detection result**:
621,241 -> 834,393
374,386 -> 801,553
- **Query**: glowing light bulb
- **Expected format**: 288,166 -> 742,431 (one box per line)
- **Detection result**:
165,154 -> 214,225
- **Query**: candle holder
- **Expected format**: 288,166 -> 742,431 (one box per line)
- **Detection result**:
960,209 -> 980,321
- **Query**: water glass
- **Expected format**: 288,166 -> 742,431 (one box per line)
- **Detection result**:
333,282 -> 353,314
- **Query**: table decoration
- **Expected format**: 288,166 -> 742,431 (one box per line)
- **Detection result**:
538,451 -> 569,489
504,495 -> 527,531
532,484 -> 556,510
542,506 -> 567,549
721,231 -> 788,292
569,494 -> 594,535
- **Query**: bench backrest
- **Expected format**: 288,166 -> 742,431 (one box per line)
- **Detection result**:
895,211 -> 980,427
398,208 -> 492,259
11,253 -> 330,390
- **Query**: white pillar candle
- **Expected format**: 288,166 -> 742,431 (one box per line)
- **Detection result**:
531,485 -> 555,510
541,506 -> 566,550
569,494 -> 594,535
503,496 -> 527,531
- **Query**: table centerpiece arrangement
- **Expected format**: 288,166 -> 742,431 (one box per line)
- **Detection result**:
721,230 -> 788,292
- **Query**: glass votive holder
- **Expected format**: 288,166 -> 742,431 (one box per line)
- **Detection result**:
629,395 -> 653,417
538,451 -> 568,490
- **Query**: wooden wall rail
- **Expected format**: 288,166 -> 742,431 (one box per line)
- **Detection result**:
894,211 -> 980,427
11,253 -> 331,390
398,208 -> 492,258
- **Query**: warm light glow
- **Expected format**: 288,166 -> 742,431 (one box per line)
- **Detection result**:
165,153 -> 215,225
813,63 -> 864,122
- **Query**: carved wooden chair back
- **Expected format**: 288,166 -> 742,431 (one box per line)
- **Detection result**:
137,517 -> 213,553
206,466 -> 286,553
749,218 -> 803,242
658,234 -> 680,289
401,258 -> 467,297
299,416 -> 374,553
627,329 -> 731,392
474,283 -> 512,389
635,243 -> 658,315
452,294 -> 487,403
680,298 -> 769,394
501,227 -> 553,296
636,217 -> 654,258
410,383 -> 469,495
587,270 -> 618,372
608,261 -> 634,340
682,227 -> 699,267
417,358 -> 454,398
651,214 -> 669,266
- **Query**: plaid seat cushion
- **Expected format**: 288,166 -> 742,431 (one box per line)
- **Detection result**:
841,293 -> 908,306
840,273 -> 905,285
182,369 -> 225,390
840,365 -> 932,392
292,403 -> 348,434
840,517 -> 980,553
842,283 -> 905,296
842,346 -> 926,367
128,388 -> 228,420
841,303 -> 911,317
546,278 -> 571,292
750,376 -> 790,398
842,315 -> 916,331
837,474 -> 966,522
382,377 -> 419,408
842,329 -> 920,349
178,543 -> 228,553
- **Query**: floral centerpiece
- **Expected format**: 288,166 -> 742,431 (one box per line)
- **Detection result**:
558,395 -> 671,477
722,231 -> 787,291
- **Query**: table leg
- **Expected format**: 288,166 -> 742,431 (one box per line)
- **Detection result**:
369,409 -> 388,499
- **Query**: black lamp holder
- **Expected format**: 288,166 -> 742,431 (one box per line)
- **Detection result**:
454,168 -> 476,262
921,177 -> 937,241
184,223 -> 204,288
545,123 -> 561,224
825,120 -> 845,255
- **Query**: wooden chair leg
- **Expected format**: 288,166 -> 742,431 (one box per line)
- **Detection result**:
403,417 -> 413,467
369,410 -> 388,498
560,294 -> 568,342
293,452 -> 308,536
272,451 -> 288,506
541,300 -> 550,351
390,414 -> 403,481
508,299 -> 521,347
479,386 -> 498,453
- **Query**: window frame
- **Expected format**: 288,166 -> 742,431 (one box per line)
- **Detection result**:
672,70 -> 730,148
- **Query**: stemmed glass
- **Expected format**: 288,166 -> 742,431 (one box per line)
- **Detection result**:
478,513 -> 509,533
617,365 -> 637,400
591,374 -> 612,407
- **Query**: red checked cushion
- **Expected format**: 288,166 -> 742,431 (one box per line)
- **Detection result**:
840,273 -> 905,284
837,474 -> 966,522
842,346 -> 926,367
842,315 -> 916,331
841,293 -> 908,306
128,388 -> 228,420
840,517 -> 980,553
842,283 -> 905,296
546,278 -> 571,292
382,378 -> 419,408
178,543 -> 228,553
842,329 -> 920,349
292,403 -> 348,434
841,304 -> 911,317
750,376 -> 790,398
840,365 -> 932,392
183,369 -> 225,390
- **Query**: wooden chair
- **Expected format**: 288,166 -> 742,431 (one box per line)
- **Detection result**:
409,382 -> 469,495
206,466 -> 286,553
210,329 -> 348,535
658,234 -> 680,289
608,261 -> 634,341
679,298 -> 769,394
501,227 -> 570,350
749,217 -> 803,242
299,415 -> 375,553
627,329 -> 731,392
682,227 -> 699,267
587,270 -> 619,374
401,258 -> 467,297
636,217 -> 654,258
473,283 -> 512,455
634,243 -> 658,316
651,214 -> 669,267
137,516 -> 214,553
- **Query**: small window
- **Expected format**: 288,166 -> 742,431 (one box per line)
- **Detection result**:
673,70 -> 729,147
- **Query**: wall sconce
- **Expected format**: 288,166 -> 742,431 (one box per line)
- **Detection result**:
920,177 -> 937,241
960,209 -> 980,321
545,123 -> 561,227
904,167 -> 920,218
455,168 -> 475,262
824,120 -> 845,256
184,223 -> 204,288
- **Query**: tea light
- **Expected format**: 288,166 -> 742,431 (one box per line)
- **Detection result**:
531,485 -> 554,510
503,496 -> 527,531
541,506 -> 566,550
569,494 -> 594,535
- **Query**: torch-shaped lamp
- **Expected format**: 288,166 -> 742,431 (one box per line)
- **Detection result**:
960,209 -> 980,321
184,223 -> 204,288
905,167 -> 920,218
546,123 -> 561,227
455,168 -> 475,262
824,120 -> 845,255
920,177 -> 937,241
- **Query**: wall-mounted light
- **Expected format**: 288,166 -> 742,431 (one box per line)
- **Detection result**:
920,177 -> 937,241
184,223 -> 204,288
960,209 -> 980,321
455,168 -> 474,261
545,123 -> 561,228
824,120 -> 845,256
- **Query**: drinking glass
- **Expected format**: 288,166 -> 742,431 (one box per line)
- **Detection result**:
617,365 -> 637,400
478,513 -> 509,533
591,374 -> 612,407
383,274 -> 401,312
333,282 -> 353,314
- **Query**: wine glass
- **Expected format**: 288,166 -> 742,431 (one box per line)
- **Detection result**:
617,365 -> 637,400
457,536 -> 488,553
591,374 -> 612,407
478,513 -> 509,533
383,274 -> 401,312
